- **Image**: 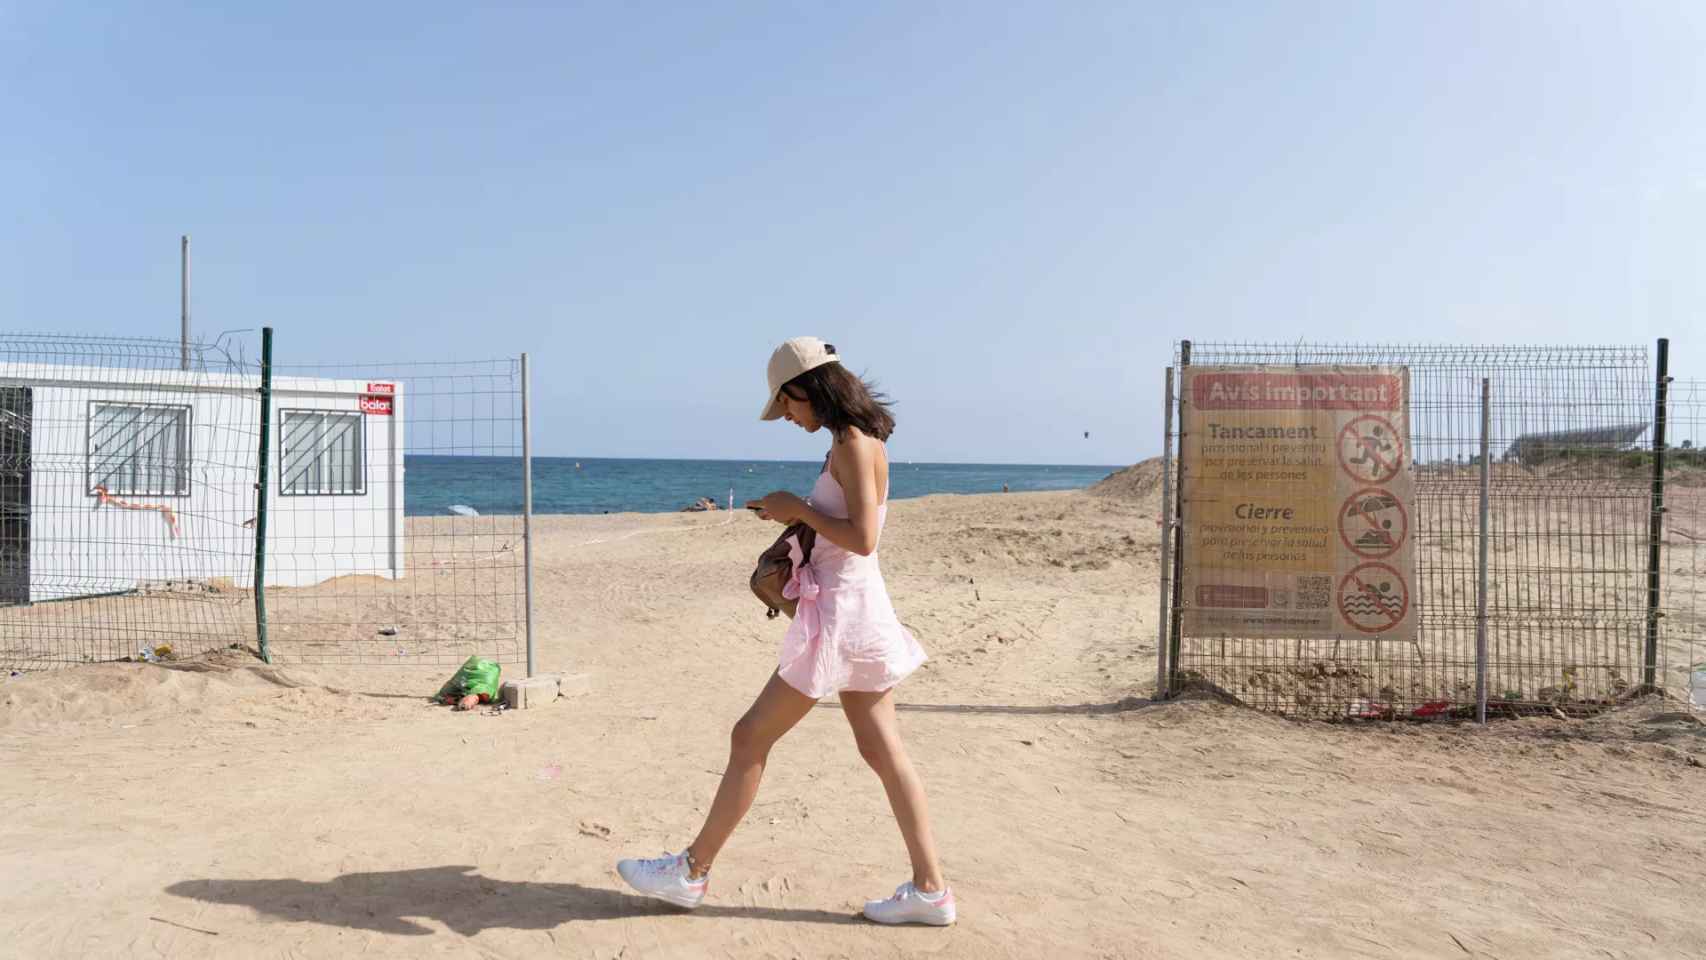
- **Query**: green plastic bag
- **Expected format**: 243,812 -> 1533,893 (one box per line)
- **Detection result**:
436,655 -> 502,704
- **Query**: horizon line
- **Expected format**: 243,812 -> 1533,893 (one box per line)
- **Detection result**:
403,453 -> 1137,468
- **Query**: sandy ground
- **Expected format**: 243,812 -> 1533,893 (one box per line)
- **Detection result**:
3,487 -> 1706,959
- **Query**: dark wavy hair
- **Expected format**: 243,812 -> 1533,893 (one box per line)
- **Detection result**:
784,360 -> 896,442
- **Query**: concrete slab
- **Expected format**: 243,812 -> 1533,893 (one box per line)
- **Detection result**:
500,672 -> 592,709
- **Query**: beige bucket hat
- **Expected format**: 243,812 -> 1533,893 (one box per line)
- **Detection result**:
759,336 -> 840,420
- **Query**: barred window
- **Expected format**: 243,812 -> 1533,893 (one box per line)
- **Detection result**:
88,402 -> 190,496
281,410 -> 365,496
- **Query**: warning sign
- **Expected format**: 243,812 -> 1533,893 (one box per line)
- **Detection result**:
1181,366 -> 1415,640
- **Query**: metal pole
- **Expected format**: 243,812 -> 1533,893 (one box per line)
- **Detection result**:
180,235 -> 190,371
254,326 -> 273,664
1645,338 -> 1670,692
1476,378 -> 1490,724
521,352 -> 536,678
1167,340 -> 1191,690
1155,366 -> 1175,699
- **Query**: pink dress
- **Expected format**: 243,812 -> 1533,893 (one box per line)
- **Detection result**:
776,462 -> 927,699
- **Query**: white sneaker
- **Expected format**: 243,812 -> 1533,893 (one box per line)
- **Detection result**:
862,881 -> 956,926
616,851 -> 708,909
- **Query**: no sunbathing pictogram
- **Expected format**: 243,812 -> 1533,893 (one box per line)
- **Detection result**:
1337,487 -> 1408,560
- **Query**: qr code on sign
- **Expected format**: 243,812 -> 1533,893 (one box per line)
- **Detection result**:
1296,576 -> 1332,609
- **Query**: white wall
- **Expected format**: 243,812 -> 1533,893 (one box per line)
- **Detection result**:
259,377 -> 406,590
3,364 -> 405,602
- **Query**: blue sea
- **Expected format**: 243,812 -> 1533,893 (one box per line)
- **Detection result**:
404,456 -> 1121,516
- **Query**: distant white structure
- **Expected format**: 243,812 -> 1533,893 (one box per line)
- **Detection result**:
0,363 -> 404,604
1504,423 -> 1649,466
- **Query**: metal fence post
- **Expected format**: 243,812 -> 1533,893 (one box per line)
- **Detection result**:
1167,341 -> 1191,690
1476,378 -> 1490,723
1155,366 -> 1175,699
254,326 -> 273,664
1645,337 -> 1670,692
521,352 -> 536,678
180,235 -> 191,372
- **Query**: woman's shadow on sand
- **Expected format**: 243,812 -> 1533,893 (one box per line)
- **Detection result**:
166,866 -> 861,936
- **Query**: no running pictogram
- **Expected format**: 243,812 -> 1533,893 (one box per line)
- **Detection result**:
1337,414 -> 1403,484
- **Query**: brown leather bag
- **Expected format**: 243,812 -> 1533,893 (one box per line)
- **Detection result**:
750,522 -> 817,619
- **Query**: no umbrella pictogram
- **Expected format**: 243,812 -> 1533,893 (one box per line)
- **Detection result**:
1337,487 -> 1408,559
1337,562 -> 1409,634
1337,415 -> 1404,484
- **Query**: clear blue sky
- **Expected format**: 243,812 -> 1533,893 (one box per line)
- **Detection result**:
3,2 -> 1701,464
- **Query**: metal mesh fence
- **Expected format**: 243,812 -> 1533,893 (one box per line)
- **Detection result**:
0,334 -> 259,671
259,357 -> 528,668
1164,342 -> 1659,718
1665,378 -> 1705,712
0,331 -> 532,674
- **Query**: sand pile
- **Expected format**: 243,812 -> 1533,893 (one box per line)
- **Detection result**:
0,653 -> 396,733
1088,457 -> 1167,502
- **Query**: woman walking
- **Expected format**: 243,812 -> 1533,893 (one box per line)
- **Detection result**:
616,337 -> 954,926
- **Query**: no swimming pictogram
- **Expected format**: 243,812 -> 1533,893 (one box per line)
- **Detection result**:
1337,562 -> 1409,634
1337,486 -> 1408,560
1337,414 -> 1403,484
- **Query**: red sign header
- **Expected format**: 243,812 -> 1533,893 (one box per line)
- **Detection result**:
1191,372 -> 1401,411
366,382 -> 395,396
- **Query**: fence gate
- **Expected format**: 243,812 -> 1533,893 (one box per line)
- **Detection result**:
259,354 -> 531,670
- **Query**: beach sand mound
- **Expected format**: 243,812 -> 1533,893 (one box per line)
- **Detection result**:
0,653 -> 395,733
1088,457 -> 1166,502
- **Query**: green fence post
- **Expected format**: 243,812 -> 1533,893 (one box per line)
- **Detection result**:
254,327 -> 273,664
1645,337 -> 1670,691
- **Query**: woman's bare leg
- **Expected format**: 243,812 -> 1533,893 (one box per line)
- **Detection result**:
839,686 -> 945,891
683,671 -> 817,877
